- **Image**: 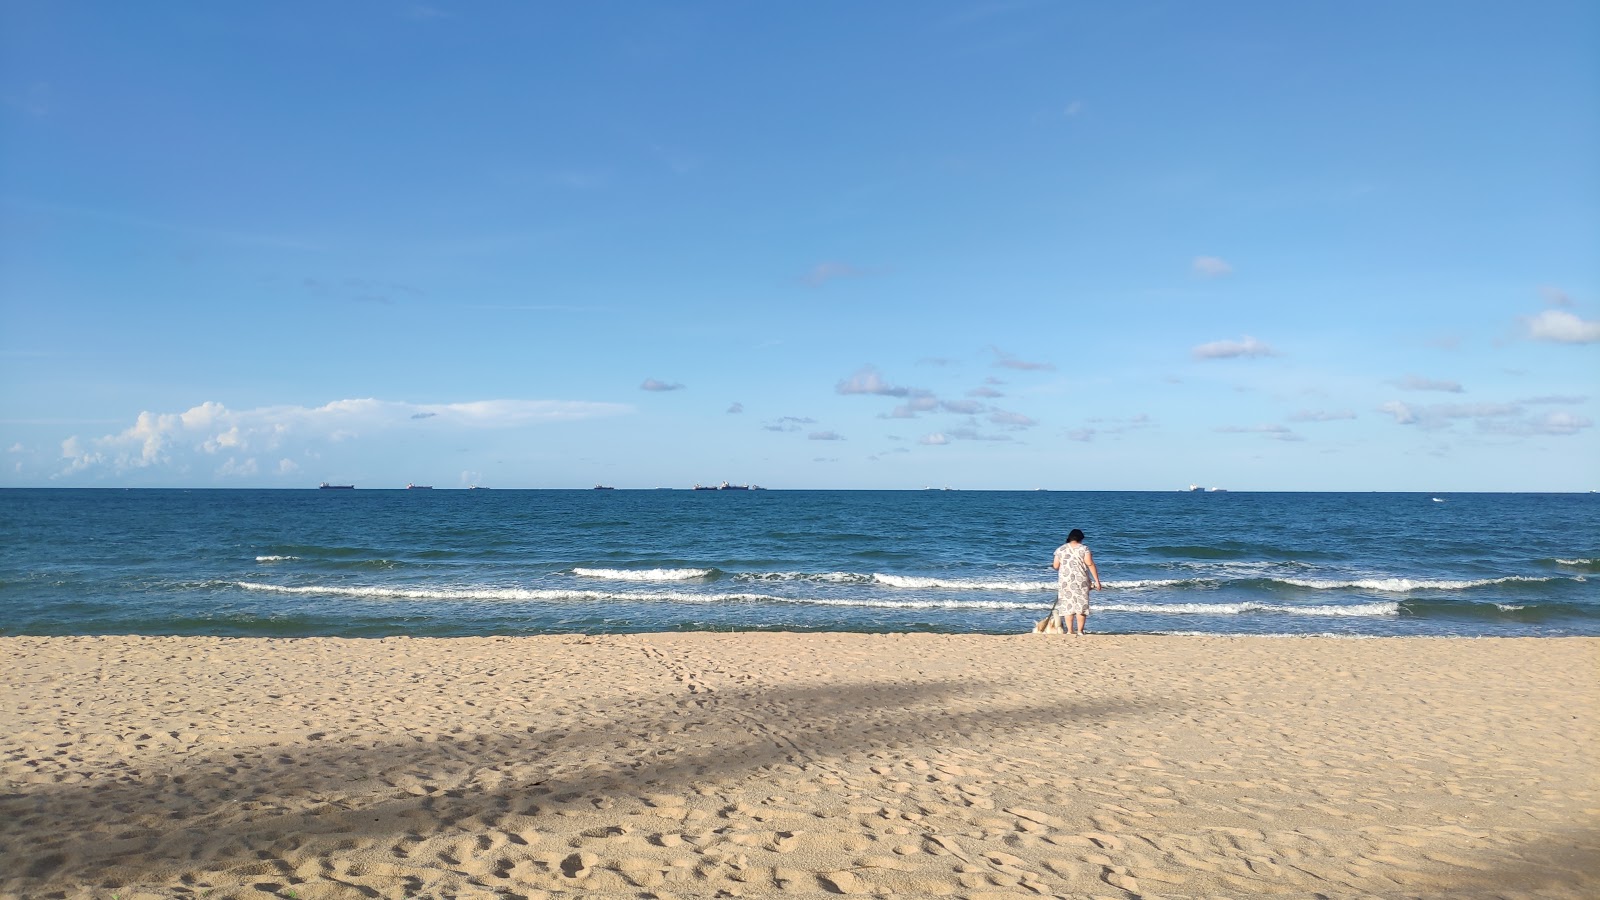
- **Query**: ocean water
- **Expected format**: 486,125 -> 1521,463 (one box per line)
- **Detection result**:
1,489 -> 1595,638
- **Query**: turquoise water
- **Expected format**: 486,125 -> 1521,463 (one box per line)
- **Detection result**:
1,489 -> 1595,637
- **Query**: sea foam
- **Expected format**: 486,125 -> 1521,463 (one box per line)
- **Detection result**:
572,567 -> 713,581
1278,575 -> 1554,592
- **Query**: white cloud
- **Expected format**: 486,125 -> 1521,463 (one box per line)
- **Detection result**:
217,456 -> 258,477
808,431 -> 845,441
1526,309 -> 1600,344
919,433 -> 949,446
837,366 -> 913,397
1192,336 -> 1278,360
53,397 -> 630,478
966,385 -> 1004,399
7,443 -> 22,453
1482,412 -> 1593,437
1066,428 -> 1095,442
640,379 -> 685,392
727,402 -> 744,414
1063,100 -> 1084,117
1193,256 -> 1233,278
1392,375 -> 1464,393
277,458 -> 300,474
1378,400 -> 1538,432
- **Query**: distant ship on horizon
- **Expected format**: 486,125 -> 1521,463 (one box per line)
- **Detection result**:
318,482 -> 354,490
694,482 -> 761,491
406,483 -> 433,490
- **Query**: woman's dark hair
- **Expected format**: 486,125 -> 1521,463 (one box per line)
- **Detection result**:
1068,528 -> 1085,543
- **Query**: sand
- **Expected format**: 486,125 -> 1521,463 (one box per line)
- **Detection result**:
1,634 -> 1595,899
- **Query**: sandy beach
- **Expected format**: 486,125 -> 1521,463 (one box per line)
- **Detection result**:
2,634 -> 1595,899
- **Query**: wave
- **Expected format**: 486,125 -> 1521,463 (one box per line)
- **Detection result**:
871,573 -> 1051,591
230,582 -> 1435,619
572,567 -> 715,581
255,555 -> 299,562
233,581 -> 1046,611
1098,601 -> 1400,617
734,573 -> 1195,592
1276,575 -> 1558,592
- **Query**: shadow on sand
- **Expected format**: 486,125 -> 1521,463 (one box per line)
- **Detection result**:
2,675 -> 1159,894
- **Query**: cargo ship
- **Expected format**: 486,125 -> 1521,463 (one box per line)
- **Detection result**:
318,482 -> 354,490
406,483 -> 433,490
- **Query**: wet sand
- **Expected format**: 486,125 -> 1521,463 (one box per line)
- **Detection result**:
2,634 -> 1596,898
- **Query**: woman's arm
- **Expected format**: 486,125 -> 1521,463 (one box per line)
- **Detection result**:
1051,547 -> 1062,571
1085,550 -> 1102,589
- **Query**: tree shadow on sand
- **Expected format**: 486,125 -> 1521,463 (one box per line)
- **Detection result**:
2,675 -> 1161,894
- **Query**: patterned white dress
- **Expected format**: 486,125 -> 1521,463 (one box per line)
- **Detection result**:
1053,542 -> 1092,616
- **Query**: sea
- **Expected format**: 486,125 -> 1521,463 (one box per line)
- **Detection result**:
1,489 -> 1596,639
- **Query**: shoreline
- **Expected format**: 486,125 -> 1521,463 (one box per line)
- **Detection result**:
4,633 -> 1596,898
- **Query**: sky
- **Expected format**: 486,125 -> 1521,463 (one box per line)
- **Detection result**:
1,1 -> 1596,491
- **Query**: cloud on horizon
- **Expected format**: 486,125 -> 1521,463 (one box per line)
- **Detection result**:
640,379 -> 685,392
55,397 -> 630,479
1378,400 -> 1589,436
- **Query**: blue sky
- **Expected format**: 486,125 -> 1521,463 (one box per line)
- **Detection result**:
2,1 -> 1596,491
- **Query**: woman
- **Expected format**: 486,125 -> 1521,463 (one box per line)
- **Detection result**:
1051,528 -> 1102,635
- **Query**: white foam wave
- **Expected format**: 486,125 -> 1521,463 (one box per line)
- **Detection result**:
232,581 -> 1041,610
1554,558 -> 1596,566
871,573 -> 1051,592
572,567 -> 713,582
1098,601 -> 1400,617
236,582 -> 772,604
1104,578 -> 1193,589
1494,603 -> 1525,611
1278,575 -> 1552,592
255,555 -> 299,562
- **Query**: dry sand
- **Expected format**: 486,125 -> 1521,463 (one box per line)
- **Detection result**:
2,634 -> 1595,899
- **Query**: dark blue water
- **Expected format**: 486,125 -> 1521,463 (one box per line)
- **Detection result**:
1,489 -> 1595,637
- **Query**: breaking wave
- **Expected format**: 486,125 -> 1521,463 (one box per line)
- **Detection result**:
572,567 -> 714,581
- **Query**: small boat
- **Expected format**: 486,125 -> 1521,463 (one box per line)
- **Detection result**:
468,485 -> 491,490
406,483 -> 433,490
319,482 -> 354,490
1432,497 -> 1447,503
593,485 -> 615,490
